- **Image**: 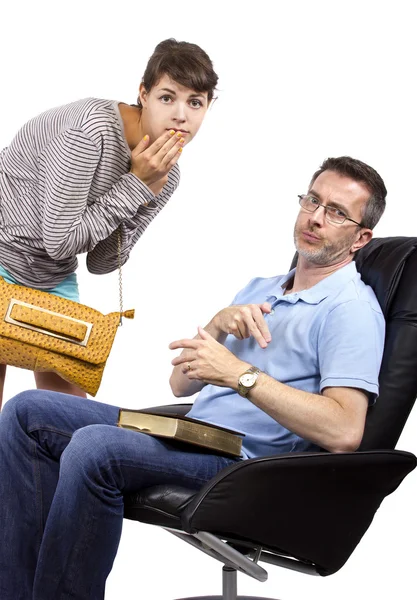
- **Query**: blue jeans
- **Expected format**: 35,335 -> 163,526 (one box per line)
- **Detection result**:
0,390 -> 239,600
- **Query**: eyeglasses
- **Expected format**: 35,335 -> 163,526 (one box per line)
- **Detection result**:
298,195 -> 363,226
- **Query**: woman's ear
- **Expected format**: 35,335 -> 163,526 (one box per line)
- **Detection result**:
208,95 -> 218,111
138,83 -> 148,108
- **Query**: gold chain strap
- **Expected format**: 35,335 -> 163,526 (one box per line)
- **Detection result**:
117,228 -> 123,326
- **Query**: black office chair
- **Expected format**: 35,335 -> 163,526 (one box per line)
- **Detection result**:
124,237 -> 417,600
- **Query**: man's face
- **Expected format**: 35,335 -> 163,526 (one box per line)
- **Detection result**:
293,170 -> 371,265
138,74 -> 209,145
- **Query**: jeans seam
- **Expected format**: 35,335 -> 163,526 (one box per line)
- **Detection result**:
99,456 -> 233,492
31,438 -> 44,560
28,426 -> 73,439
29,427 -> 72,559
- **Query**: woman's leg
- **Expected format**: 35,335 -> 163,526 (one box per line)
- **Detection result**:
0,363 -> 6,409
0,390 -> 119,600
1,269 -> 86,398
34,371 -> 87,398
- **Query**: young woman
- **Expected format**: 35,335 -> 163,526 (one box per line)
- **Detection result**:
0,38 -> 218,406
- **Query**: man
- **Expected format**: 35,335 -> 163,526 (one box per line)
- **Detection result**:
0,156 -> 386,600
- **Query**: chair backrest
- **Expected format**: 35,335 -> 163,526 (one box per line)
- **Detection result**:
355,237 -> 417,449
291,237 -> 417,450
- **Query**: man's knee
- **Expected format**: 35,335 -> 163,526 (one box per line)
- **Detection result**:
0,389 -> 66,434
60,426 -> 161,488
60,425 -> 119,484
1,389 -> 43,424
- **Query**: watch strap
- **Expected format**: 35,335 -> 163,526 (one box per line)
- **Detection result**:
238,366 -> 260,397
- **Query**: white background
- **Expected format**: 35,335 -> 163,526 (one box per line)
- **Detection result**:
1,1 -> 416,598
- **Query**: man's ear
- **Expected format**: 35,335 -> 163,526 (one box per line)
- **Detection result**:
138,83 -> 148,108
351,228 -> 373,254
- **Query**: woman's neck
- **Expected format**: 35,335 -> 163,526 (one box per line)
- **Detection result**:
118,103 -> 143,150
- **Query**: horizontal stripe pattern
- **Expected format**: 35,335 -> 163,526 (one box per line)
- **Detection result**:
0,98 -> 180,288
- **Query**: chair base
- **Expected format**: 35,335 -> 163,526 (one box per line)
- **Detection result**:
174,565 -> 279,600
175,597 -> 278,599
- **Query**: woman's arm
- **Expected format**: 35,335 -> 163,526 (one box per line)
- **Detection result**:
86,165 -> 180,274
39,128 -> 155,261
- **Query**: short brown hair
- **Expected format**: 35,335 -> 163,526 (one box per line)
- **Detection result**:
310,156 -> 387,229
138,38 -> 218,105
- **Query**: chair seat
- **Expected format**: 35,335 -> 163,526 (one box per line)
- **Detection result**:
124,449 -> 416,576
124,484 -> 196,530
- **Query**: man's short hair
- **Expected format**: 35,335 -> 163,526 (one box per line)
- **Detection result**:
310,156 -> 387,229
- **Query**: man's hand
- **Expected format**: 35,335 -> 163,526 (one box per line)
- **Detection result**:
169,326 -> 249,388
130,130 -> 184,187
210,302 -> 272,348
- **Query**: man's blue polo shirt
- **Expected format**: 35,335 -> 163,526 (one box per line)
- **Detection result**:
187,261 -> 385,459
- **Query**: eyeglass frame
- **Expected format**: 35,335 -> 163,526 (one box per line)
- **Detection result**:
297,194 -> 364,226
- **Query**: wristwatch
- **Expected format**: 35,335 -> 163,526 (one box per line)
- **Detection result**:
238,366 -> 261,397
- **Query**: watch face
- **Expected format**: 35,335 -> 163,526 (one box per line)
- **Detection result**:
240,373 -> 256,386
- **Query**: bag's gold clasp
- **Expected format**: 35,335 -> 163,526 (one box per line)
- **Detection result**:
4,299 -> 93,347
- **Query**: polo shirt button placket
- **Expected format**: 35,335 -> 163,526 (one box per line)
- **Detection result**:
265,296 -> 277,317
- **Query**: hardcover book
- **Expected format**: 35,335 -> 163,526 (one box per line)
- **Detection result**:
117,409 -> 244,457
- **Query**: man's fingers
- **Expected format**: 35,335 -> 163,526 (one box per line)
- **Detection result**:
235,321 -> 246,340
171,355 -> 193,366
198,325 -> 212,340
246,320 -> 269,348
252,307 -> 272,344
260,302 -> 272,314
169,339 -> 200,351
238,306 -> 271,347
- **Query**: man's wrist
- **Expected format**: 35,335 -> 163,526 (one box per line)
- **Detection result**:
205,314 -> 226,342
237,365 -> 261,397
227,361 -> 252,391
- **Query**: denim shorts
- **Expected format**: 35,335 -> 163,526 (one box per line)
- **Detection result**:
0,265 -> 80,302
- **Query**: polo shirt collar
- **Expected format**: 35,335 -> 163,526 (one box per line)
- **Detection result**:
270,261 -> 358,305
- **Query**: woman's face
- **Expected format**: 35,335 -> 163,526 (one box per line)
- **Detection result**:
139,74 -> 209,146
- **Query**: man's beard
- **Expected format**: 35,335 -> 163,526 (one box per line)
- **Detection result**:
294,226 -> 358,266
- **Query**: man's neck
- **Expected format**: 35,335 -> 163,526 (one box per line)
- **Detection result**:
118,103 -> 144,150
285,255 -> 353,294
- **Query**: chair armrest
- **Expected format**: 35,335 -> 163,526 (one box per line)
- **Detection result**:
140,403 -> 193,417
181,449 -> 416,575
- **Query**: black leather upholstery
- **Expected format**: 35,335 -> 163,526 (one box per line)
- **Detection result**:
177,450 -> 415,575
355,238 -> 417,449
126,485 -> 194,529
124,237 -> 417,578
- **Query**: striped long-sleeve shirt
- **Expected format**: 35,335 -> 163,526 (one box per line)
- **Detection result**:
0,98 -> 180,288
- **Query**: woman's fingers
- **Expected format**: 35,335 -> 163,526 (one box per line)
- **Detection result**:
161,137 -> 184,168
145,129 -> 178,155
155,130 -> 184,158
130,130 -> 184,185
